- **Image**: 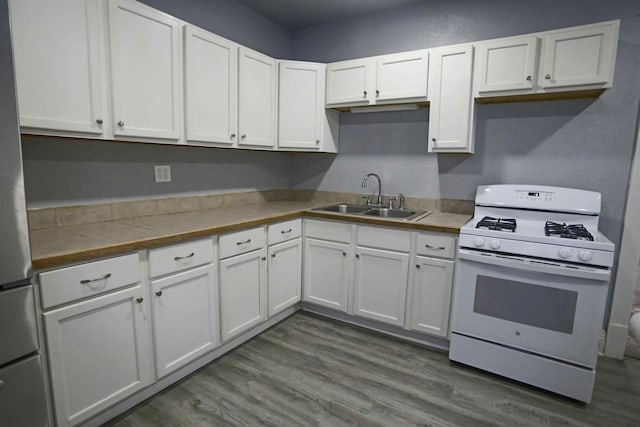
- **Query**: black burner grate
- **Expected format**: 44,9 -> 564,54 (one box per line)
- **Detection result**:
544,221 -> 594,241
475,216 -> 517,232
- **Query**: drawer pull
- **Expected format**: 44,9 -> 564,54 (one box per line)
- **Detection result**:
155,290 -> 163,297
237,239 -> 251,245
136,297 -> 143,304
261,256 -> 267,261
416,264 -> 421,269
174,252 -> 195,261
280,228 -> 292,234
271,253 -> 276,258
425,244 -> 446,250
80,273 -> 111,284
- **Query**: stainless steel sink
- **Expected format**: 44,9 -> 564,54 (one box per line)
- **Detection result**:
313,204 -> 429,221
313,204 -> 371,214
363,208 -> 426,220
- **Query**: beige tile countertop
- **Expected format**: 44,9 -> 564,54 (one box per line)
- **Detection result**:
30,199 -> 472,270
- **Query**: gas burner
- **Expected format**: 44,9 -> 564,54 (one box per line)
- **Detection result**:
476,216 -> 517,232
545,221 -> 594,241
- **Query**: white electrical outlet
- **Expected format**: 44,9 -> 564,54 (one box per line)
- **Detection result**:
154,165 -> 172,183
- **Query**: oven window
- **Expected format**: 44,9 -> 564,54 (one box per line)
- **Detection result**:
474,275 -> 577,334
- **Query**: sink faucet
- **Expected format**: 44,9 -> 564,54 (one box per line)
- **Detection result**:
361,173 -> 383,206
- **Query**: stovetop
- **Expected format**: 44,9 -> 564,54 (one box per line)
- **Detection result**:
544,221 -> 594,241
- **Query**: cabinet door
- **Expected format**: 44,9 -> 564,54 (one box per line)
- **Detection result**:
303,238 -> 350,312
151,265 -> 218,378
326,58 -> 374,106
44,286 -> 150,427
278,61 -> 324,150
238,47 -> 277,148
409,256 -> 454,337
108,0 -> 182,140
476,36 -> 539,94
184,25 -> 238,146
428,45 -> 475,153
9,0 -> 107,135
376,51 -> 428,102
540,22 -> 617,89
268,238 -> 302,316
352,247 -> 409,326
219,249 -> 267,341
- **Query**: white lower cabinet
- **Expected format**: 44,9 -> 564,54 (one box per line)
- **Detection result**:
303,238 -> 350,312
44,286 -> 151,427
150,265 -> 218,378
408,256 -> 455,337
352,247 -> 409,327
219,249 -> 268,341
268,238 -> 302,316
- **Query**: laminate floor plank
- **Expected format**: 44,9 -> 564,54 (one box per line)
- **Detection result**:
108,312 -> 640,427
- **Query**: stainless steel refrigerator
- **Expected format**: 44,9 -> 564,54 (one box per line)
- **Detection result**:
0,0 -> 48,424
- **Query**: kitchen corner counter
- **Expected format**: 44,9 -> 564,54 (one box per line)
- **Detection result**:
30,201 -> 472,270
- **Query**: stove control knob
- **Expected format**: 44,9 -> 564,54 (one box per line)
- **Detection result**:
558,248 -> 571,259
473,237 -> 485,247
490,239 -> 501,250
578,250 -> 593,262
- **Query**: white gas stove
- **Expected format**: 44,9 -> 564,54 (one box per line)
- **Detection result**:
449,185 -> 615,403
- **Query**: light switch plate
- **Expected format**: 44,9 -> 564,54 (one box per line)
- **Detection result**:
154,165 -> 172,183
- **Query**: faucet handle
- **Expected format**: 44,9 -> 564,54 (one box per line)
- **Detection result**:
361,195 -> 372,206
388,197 -> 398,209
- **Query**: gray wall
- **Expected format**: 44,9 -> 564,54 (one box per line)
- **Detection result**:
22,136 -> 290,207
21,0 -> 293,207
290,0 -> 640,251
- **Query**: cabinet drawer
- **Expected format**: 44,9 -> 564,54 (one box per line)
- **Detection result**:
305,219 -> 351,243
149,238 -> 214,278
268,219 -> 301,244
39,253 -> 139,309
357,225 -> 411,252
219,227 -> 265,259
416,233 -> 456,259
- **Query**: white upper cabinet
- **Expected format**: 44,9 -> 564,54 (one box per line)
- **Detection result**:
108,0 -> 182,141
326,58 -> 375,106
326,52 -> 428,107
184,25 -> 238,146
238,47 -> 277,148
539,21 -> 618,90
9,0 -> 108,136
278,61 -> 339,152
428,44 -> 475,154
476,36 -> 539,95
376,51 -> 429,102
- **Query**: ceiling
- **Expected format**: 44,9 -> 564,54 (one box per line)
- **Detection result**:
235,0 -> 424,31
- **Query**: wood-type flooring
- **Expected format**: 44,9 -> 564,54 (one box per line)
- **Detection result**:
108,312 -> 640,426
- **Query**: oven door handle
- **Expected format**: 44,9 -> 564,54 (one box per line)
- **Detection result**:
457,249 -> 611,282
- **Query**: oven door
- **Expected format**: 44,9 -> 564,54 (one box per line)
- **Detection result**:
451,249 -> 610,368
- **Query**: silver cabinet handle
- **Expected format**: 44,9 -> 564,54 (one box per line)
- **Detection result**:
271,253 -> 276,258
230,133 -> 236,138
117,120 -> 125,126
96,119 -> 103,125
545,74 -> 551,80
526,75 -> 532,81
431,137 -> 436,142
342,251 -> 347,256
155,290 -> 163,297
363,90 -> 367,97
261,256 -> 266,261
281,228 -> 292,234
416,264 -> 421,269
425,244 -> 446,250
174,252 -> 195,261
136,297 -> 143,304
376,89 -> 380,97
355,254 -> 360,259
237,239 -> 251,245
241,134 -> 246,140
316,139 -> 320,144
80,273 -> 111,284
